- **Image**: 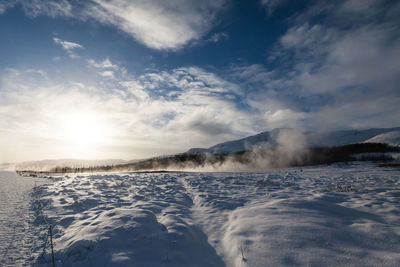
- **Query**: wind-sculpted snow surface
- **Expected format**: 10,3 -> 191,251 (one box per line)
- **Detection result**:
35,163 -> 400,266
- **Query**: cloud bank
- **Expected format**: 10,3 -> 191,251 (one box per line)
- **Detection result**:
0,64 -> 265,162
245,0 -> 400,130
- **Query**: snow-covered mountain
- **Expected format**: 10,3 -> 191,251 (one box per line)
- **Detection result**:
306,128 -> 400,147
188,128 -> 284,154
187,127 -> 400,155
363,131 -> 400,146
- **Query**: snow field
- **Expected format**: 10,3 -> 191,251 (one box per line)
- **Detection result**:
35,163 -> 400,266
0,172 -> 49,266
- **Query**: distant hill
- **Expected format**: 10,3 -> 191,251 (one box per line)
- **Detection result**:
0,163 -> 15,171
14,127 -> 400,173
15,158 -> 133,171
19,142 -> 399,174
187,127 -> 400,155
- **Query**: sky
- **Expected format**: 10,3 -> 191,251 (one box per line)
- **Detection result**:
0,0 -> 399,162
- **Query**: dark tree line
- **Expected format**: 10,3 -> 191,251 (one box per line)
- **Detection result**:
39,142 -> 399,174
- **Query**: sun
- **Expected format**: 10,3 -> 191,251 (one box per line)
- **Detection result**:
62,112 -> 107,146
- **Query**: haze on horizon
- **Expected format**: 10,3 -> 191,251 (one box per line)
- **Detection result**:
0,0 -> 399,163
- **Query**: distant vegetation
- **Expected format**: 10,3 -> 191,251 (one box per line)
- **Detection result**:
16,143 -> 400,174
305,143 -> 399,165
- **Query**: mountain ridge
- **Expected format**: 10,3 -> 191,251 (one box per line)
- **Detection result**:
187,127 -> 400,155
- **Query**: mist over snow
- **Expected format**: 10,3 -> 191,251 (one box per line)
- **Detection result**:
190,128 -> 311,172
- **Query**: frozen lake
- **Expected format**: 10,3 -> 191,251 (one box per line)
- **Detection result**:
0,171 -> 48,266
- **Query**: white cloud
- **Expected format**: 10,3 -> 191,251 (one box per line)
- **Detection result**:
0,65 -> 267,162
292,25 -> 400,94
260,0 -> 285,15
206,32 -> 229,43
339,0 -> 380,15
119,81 -> 149,101
257,0 -> 400,130
280,23 -> 335,53
26,69 -> 47,78
4,55 -> 397,163
227,1 -> 400,132
87,58 -> 119,70
264,109 -> 307,129
53,37 -> 83,51
87,58 -> 128,80
71,82 -> 85,89
0,0 -> 72,17
312,94 -> 400,130
21,0 -> 72,17
87,0 -> 227,50
2,0 -> 227,50
53,37 -> 84,58
276,3 -> 400,94
98,70 -> 115,79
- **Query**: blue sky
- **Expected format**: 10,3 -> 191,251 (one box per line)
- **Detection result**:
0,0 -> 399,162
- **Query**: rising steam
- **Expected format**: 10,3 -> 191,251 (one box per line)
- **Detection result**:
191,128 -> 310,172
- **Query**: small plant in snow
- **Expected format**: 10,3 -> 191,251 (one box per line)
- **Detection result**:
96,182 -> 109,190
163,251 -> 169,262
115,181 -> 125,187
255,178 -> 278,187
326,184 -> 357,192
239,245 -> 247,262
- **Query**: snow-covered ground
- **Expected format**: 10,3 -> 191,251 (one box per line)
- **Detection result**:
0,171 -> 49,266
29,163 -> 400,266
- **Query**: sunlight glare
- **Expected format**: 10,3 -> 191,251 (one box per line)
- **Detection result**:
62,112 -> 107,146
